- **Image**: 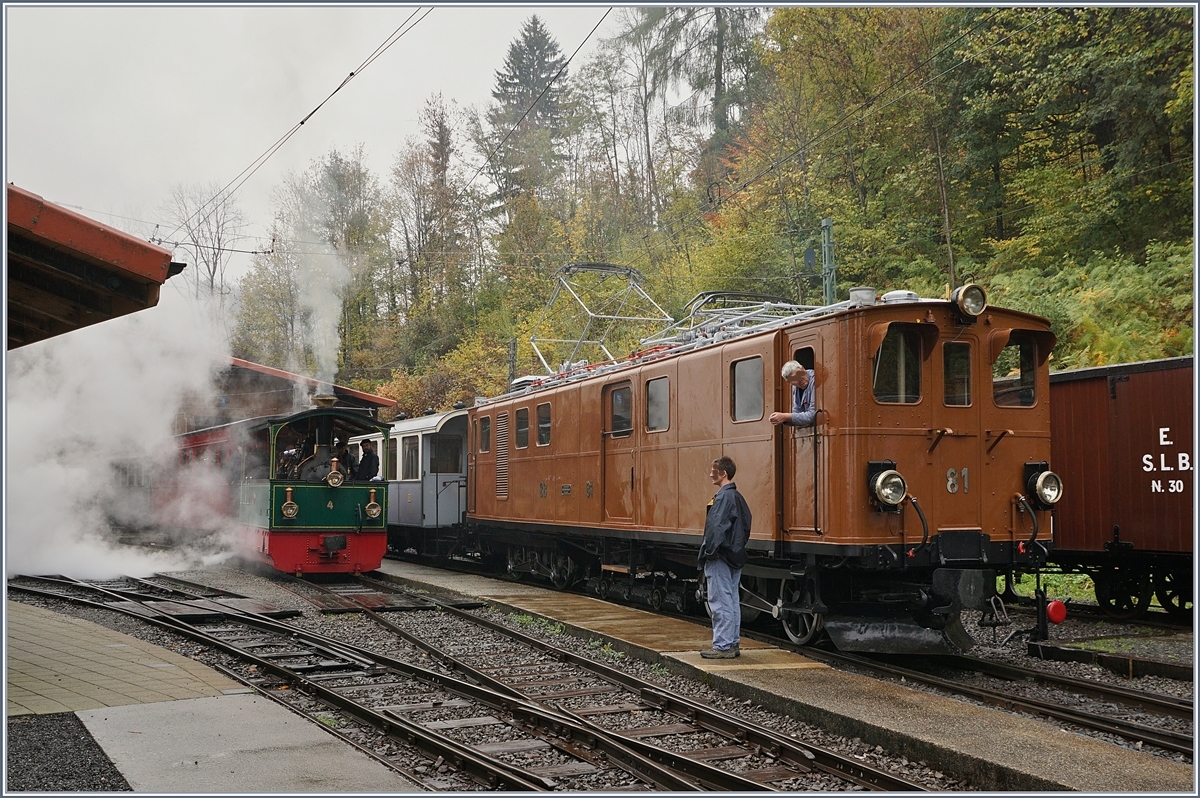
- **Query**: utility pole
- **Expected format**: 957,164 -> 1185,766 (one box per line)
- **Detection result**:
821,218 -> 837,306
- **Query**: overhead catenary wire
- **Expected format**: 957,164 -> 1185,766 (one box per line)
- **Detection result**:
159,8 -> 433,248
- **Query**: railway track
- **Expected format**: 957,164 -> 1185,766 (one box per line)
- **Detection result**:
274,572 -> 926,790
771,639 -> 1193,757
8,574 -> 927,791
381,554 -> 1195,759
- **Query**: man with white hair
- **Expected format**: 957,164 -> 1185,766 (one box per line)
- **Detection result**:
770,360 -> 816,427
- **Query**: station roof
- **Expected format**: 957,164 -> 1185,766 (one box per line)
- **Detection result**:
228,357 -> 397,410
7,183 -> 185,349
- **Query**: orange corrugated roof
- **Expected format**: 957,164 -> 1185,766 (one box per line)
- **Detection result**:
229,357 -> 397,407
7,183 -> 175,284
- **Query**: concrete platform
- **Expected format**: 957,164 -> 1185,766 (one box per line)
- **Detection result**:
375,559 -> 1196,793
6,600 -> 422,792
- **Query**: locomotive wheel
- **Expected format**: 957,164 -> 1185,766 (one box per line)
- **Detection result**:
1094,566 -> 1152,620
1154,570 -> 1193,617
780,578 -> 824,645
739,577 -> 763,624
549,554 -> 577,590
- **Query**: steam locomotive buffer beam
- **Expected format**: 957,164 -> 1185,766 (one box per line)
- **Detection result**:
7,183 -> 185,349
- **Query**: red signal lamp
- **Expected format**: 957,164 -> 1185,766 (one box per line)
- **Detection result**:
1046,600 -> 1067,624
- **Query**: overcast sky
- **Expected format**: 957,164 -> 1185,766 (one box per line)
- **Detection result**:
5,4 -> 619,279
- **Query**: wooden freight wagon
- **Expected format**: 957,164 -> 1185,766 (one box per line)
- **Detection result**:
1048,356 -> 1194,618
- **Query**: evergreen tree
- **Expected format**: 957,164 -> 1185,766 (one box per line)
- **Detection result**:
483,15 -> 571,200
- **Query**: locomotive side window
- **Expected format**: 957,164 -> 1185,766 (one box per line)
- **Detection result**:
611,386 -> 632,437
479,417 -> 491,452
401,435 -> 420,480
646,377 -> 669,431
873,327 -> 921,403
431,435 -> 462,472
731,357 -> 764,421
993,334 -> 1037,407
943,342 -> 972,406
537,403 -> 551,446
516,408 -> 530,448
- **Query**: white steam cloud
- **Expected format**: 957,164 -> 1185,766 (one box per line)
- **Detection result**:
6,288 -> 236,578
291,192 -> 350,391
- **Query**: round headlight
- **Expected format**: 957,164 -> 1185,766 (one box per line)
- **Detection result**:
871,469 -> 907,506
1030,470 -> 1063,505
953,283 -> 988,317
281,501 -> 299,518
326,470 -> 345,488
364,501 -> 382,519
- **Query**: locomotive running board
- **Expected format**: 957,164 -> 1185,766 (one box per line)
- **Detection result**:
821,614 -> 976,655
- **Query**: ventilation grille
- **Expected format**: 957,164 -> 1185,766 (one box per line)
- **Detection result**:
495,412 -> 509,498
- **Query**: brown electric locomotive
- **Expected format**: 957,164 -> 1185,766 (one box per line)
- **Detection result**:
439,285 -> 1062,654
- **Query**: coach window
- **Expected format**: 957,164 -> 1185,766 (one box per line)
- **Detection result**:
536,403 -> 552,445
401,435 -> 420,480
431,435 -> 462,473
516,408 -> 530,448
873,327 -> 922,403
943,342 -> 972,406
387,438 -> 398,480
993,333 -> 1037,407
611,386 -> 633,438
479,417 -> 491,452
731,356 -> 764,421
646,376 -> 669,431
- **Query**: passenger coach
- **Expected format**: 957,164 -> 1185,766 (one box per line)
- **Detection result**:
430,285 -> 1062,653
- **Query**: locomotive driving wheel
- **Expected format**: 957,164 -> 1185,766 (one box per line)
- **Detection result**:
1094,565 -> 1152,620
549,553 -> 578,590
780,577 -> 824,645
1153,569 -> 1193,617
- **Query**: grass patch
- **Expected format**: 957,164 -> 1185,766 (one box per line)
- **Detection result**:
999,572 -> 1095,602
509,613 -> 564,635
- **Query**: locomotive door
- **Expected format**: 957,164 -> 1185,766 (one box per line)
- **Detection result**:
929,338 -> 981,530
602,381 -> 635,522
783,340 -> 820,534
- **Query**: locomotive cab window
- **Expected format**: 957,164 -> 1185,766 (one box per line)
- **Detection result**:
401,435 -> 420,480
536,403 -> 551,446
515,408 -> 530,448
943,342 -> 972,406
646,376 -> 669,431
873,327 -> 922,403
610,386 -> 633,438
732,357 -> 764,422
479,416 -> 491,453
993,333 -> 1037,407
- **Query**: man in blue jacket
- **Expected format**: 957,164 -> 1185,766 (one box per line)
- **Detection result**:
698,456 -> 752,658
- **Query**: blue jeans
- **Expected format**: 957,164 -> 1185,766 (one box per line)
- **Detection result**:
704,557 -> 742,650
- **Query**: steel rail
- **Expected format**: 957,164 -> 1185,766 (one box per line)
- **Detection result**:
793,646 -> 1193,756
281,573 -> 768,790
356,574 -> 928,791
7,579 -> 556,791
940,654 -> 1193,720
